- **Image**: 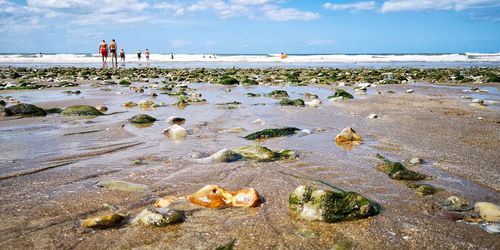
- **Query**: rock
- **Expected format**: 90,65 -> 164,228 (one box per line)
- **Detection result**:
328,89 -> 353,100
376,154 -> 426,181
218,76 -> 239,85
45,108 -> 62,114
7,103 -> 46,116
252,119 -> 265,125
96,180 -> 150,192
61,105 -> 103,116
471,99 -> 484,104
305,99 -> 321,108
246,92 -> 261,97
233,145 -> 295,162
123,101 -> 138,107
407,183 -> 438,196
154,196 -> 177,208
194,149 -> 242,164
0,106 -> 13,117
409,157 -> 423,165
297,129 -> 312,136
406,89 -> 414,93
483,224 -> 500,234
244,127 -> 300,140
167,116 -> 186,125
163,124 -> 187,139
96,105 -> 108,112
367,113 -> 378,119
266,90 -> 289,99
474,202 -> 500,222
445,196 -> 471,211
288,185 -> 381,223
187,185 -> 260,208
81,212 -> 126,229
335,127 -> 362,143
138,100 -> 155,108
358,83 -> 371,88
0,100 -> 6,106
226,127 -> 246,133
131,208 -> 183,227
119,80 -> 131,86
128,114 -> 157,124
279,98 -> 305,107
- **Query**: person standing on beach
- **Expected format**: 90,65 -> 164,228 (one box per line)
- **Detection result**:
137,50 -> 141,62
99,40 -> 108,67
109,39 -> 117,67
145,49 -> 150,62
120,49 -> 125,62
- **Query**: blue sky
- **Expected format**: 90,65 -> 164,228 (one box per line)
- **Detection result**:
1,0 -> 500,53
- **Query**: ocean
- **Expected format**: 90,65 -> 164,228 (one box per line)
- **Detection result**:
1,53 -> 499,68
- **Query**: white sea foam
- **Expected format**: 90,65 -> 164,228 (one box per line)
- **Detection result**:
0,53 -> 499,64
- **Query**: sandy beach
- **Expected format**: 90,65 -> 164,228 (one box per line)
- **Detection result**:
0,67 -> 499,249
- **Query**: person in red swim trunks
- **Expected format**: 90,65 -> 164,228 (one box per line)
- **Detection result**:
99,40 -> 108,67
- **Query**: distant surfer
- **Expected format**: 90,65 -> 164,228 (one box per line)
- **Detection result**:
171,53 -> 174,60
39,53 -> 43,58
99,40 -> 108,67
120,49 -> 125,62
137,50 -> 141,62
109,39 -> 117,67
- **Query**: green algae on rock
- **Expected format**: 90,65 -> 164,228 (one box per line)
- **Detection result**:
407,183 -> 438,196
376,154 -> 426,181
246,92 -> 261,97
131,208 -> 183,227
218,76 -> 239,85
279,98 -> 305,106
266,90 -> 289,98
328,89 -> 353,100
7,103 -> 47,116
119,80 -> 131,86
61,105 -> 103,116
128,114 -> 157,124
289,185 -> 381,223
0,106 -> 13,117
81,212 -> 126,229
244,127 -> 300,140
96,180 -> 150,192
233,145 -> 296,162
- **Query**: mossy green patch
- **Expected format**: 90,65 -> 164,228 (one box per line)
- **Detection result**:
244,127 -> 300,140
61,105 -> 103,116
279,98 -> 305,106
128,114 -> 157,124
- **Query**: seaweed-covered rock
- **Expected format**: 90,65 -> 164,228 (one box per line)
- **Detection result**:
242,78 -> 259,85
266,90 -> 289,98
233,145 -> 295,162
328,89 -> 353,100
128,114 -> 157,124
246,93 -> 261,97
81,212 -> 126,229
376,154 -> 426,181
0,106 -> 13,117
219,76 -> 239,85
289,185 -> 381,223
61,105 -> 103,116
0,100 -> 6,106
45,108 -> 63,114
119,80 -> 131,86
7,103 -> 46,116
407,183 -> 438,196
279,98 -> 305,107
131,208 -> 183,227
445,196 -> 471,211
244,127 -> 300,140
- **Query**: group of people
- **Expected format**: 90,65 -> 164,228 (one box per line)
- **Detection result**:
99,39 -> 150,68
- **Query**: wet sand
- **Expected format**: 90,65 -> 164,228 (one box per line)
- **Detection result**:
0,76 -> 499,249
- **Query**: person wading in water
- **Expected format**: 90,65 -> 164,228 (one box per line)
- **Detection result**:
99,40 -> 108,68
109,39 -> 118,67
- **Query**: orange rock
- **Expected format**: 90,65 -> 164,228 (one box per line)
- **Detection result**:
154,196 -> 178,208
335,127 -> 363,143
231,188 -> 260,208
187,185 -> 233,208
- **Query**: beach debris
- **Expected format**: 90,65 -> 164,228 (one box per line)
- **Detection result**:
244,127 -> 300,140
279,98 -> 305,106
95,105 -> 108,112
6,103 -> 46,116
376,154 -> 427,181
218,76 -> 239,85
61,105 -> 103,116
367,113 -> 378,119
233,145 -> 296,162
266,90 -> 289,99
406,89 -> 414,93
471,99 -> 484,104
335,127 -> 363,143
123,101 -> 138,107
194,149 -> 242,164
187,185 -> 260,208
445,196 -> 471,212
131,208 -> 183,227
328,89 -> 353,100
483,224 -> 500,234
163,124 -> 187,139
474,202 -> 500,222
288,185 -> 381,223
81,212 -> 126,229
407,183 -> 438,196
128,114 -> 157,124
96,180 -> 150,192
167,116 -> 186,125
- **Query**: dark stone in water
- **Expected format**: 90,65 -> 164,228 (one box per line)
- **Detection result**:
376,154 -> 426,181
328,89 -> 353,100
61,105 -> 103,116
279,98 -> 305,106
0,106 -> 13,117
244,127 -> 300,140
218,76 -> 239,85
7,103 -> 46,116
266,90 -> 289,99
128,114 -> 157,124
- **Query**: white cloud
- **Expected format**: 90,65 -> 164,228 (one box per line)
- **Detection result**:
262,5 -> 320,21
324,1 -> 376,11
381,0 -> 500,13
306,39 -> 335,46
171,39 -> 191,47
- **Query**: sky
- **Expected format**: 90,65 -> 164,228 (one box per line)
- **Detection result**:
0,0 -> 500,54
